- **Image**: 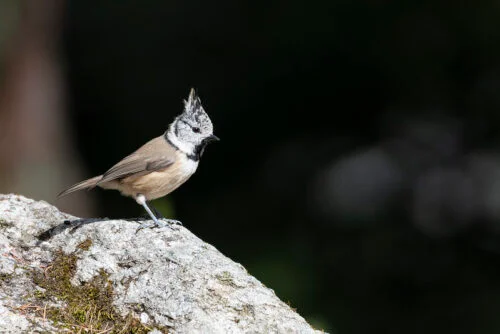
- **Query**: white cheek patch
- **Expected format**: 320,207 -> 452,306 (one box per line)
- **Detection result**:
167,131 -> 195,155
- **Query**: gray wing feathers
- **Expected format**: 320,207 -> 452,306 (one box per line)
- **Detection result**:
98,156 -> 174,183
58,136 -> 176,197
98,136 -> 176,183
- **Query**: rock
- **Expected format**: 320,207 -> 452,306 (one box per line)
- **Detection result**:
0,194 -> 323,333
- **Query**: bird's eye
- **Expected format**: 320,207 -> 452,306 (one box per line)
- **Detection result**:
193,127 -> 201,133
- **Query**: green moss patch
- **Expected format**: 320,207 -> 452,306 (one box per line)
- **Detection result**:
28,242 -> 166,333
0,218 -> 9,228
0,272 -> 13,283
77,239 -> 92,251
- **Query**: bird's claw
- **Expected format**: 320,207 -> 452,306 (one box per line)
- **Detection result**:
162,218 -> 182,226
135,218 -> 182,232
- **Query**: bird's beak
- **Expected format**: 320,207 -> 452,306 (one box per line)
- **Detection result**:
205,135 -> 220,143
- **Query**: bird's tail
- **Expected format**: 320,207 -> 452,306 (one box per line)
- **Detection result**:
57,176 -> 103,198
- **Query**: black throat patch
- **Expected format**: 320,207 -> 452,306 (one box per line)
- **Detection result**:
191,142 -> 210,161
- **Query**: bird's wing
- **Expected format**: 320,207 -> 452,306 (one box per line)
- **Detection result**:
97,136 -> 176,184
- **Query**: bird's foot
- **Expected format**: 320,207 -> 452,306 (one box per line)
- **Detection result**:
136,218 -> 182,231
162,218 -> 183,226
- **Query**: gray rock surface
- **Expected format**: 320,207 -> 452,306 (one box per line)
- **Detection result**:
0,194 -> 323,333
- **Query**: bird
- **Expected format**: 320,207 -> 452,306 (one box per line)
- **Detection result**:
58,88 -> 219,228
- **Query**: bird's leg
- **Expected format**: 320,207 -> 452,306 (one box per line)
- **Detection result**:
148,201 -> 164,218
135,194 -> 182,228
135,194 -> 167,228
148,201 -> 183,226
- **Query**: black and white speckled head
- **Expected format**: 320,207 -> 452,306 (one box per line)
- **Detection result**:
166,89 -> 219,159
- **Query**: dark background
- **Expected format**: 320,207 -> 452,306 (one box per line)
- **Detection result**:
3,1 -> 500,333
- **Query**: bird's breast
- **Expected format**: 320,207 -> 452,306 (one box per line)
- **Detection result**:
179,155 -> 200,176
121,153 -> 199,200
